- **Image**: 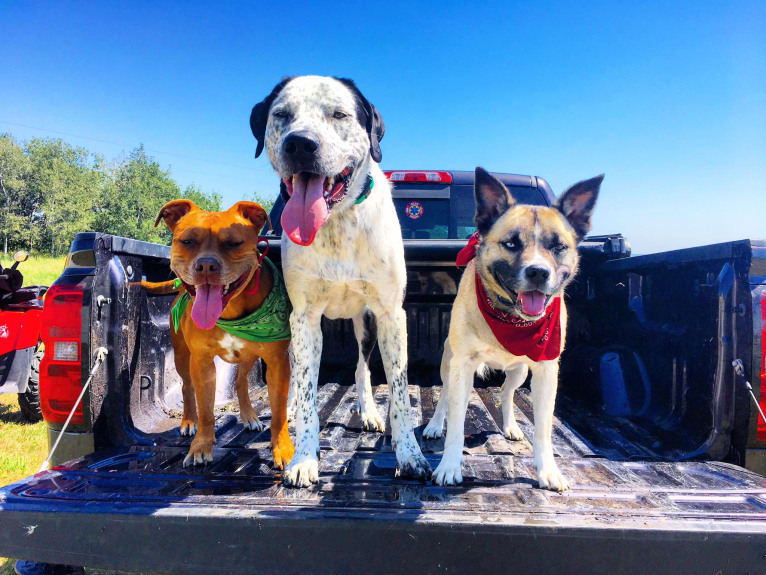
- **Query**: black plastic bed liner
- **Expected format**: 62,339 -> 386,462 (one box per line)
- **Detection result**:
2,383 -> 766,575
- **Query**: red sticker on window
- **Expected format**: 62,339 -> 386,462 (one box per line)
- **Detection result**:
405,201 -> 424,219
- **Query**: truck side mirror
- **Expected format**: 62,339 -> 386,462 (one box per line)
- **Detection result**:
13,251 -> 28,263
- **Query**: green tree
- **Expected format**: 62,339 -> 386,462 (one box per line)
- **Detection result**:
25,138 -> 102,255
94,145 -> 181,244
0,134 -> 33,254
182,183 -> 222,212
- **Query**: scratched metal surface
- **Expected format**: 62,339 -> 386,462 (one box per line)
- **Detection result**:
4,382 -> 766,531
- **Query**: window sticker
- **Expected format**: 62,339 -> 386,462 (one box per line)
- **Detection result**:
405,201 -> 424,219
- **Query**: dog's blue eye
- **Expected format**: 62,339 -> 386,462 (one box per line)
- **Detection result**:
273,110 -> 289,119
333,110 -> 349,119
178,239 -> 195,246
503,238 -> 521,251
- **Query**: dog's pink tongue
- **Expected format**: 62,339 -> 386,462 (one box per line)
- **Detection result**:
191,284 -> 224,330
519,290 -> 546,316
281,174 -> 328,246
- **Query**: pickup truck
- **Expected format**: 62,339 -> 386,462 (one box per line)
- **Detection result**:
1,169 -> 766,574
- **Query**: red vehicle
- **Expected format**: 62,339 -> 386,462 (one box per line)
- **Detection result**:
0,251 -> 47,421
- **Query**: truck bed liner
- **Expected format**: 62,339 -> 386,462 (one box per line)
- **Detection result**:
2,383 -> 766,574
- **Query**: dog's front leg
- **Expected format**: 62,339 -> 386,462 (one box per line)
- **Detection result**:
433,356 -> 474,485
530,360 -> 569,491
422,337 -> 452,439
500,364 -> 529,441
352,309 -> 384,432
282,308 -> 323,487
184,353 -> 217,467
375,307 -> 431,479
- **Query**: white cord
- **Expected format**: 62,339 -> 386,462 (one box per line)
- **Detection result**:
38,347 -> 108,472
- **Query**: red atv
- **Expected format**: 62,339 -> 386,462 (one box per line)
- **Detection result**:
0,251 -> 47,421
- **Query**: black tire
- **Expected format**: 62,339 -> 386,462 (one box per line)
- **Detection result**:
18,347 -> 43,423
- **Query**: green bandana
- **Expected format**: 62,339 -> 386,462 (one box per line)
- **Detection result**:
171,258 -> 291,342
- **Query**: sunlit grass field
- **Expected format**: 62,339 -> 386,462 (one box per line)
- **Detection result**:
4,254 -> 67,287
0,394 -> 48,574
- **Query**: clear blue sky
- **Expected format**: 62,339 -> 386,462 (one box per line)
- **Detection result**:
2,1 -> 764,254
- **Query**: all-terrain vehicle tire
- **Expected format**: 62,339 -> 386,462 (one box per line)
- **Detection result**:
18,347 -> 43,422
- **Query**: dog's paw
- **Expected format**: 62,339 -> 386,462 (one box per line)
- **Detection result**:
179,420 -> 197,437
395,449 -> 432,481
422,419 -> 443,439
272,439 -> 295,470
283,455 -> 319,487
502,421 -> 525,441
433,458 -> 463,486
183,438 -> 214,467
240,412 -> 265,432
537,464 -> 570,492
360,408 -> 385,432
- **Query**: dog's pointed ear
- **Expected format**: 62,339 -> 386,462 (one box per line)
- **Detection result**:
250,77 -> 293,159
155,199 -> 197,229
232,201 -> 271,234
474,167 -> 515,235
554,174 -> 603,240
335,78 -> 385,163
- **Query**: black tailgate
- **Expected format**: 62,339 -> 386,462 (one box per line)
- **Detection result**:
2,383 -> 766,575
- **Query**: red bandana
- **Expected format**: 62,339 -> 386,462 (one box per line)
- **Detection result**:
456,232 -> 562,361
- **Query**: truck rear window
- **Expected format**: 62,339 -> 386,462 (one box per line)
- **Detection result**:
393,197 -> 450,239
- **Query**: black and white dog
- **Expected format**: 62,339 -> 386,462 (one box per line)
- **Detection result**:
250,75 -> 431,486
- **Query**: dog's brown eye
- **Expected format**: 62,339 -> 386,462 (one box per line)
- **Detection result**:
178,238 -> 195,246
333,110 -> 349,119
224,241 -> 244,249
552,243 -> 568,254
273,109 -> 290,119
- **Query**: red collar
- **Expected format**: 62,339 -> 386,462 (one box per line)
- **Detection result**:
457,231 -> 562,361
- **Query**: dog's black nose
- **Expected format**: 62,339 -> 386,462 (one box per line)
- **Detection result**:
525,266 -> 550,283
283,131 -> 320,159
194,257 -> 221,274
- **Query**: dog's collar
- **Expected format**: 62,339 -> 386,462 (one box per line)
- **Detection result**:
355,174 -> 374,205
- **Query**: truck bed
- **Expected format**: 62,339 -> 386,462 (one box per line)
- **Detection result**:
3,381 -> 766,575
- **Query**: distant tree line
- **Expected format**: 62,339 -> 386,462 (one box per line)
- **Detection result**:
0,133 -> 275,256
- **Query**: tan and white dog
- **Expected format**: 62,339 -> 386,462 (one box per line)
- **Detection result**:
423,167 -> 602,491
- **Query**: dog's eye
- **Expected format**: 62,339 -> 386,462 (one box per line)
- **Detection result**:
272,109 -> 290,119
552,243 -> 568,254
224,241 -> 244,249
503,237 -> 522,251
178,239 -> 195,246
333,110 -> 349,119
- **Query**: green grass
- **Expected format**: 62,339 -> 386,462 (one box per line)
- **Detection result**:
0,396 -> 147,574
0,394 -> 48,574
6,255 -> 67,287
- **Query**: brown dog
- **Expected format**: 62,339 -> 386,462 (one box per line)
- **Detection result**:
146,200 -> 294,469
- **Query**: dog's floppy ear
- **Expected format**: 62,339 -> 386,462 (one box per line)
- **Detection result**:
250,77 -> 293,159
232,201 -> 271,234
155,199 -> 197,230
335,78 -> 385,163
554,174 -> 603,240
474,167 -> 515,235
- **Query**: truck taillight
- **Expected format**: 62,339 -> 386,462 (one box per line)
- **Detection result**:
40,284 -> 85,425
759,292 -> 766,441
384,170 -> 453,183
